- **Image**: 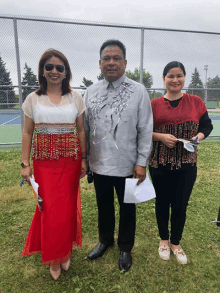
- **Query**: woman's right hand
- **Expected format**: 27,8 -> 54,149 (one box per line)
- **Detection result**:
80,159 -> 87,179
21,166 -> 32,185
160,133 -> 177,148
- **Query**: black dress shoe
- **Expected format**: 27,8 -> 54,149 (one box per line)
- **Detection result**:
119,251 -> 132,272
88,242 -> 113,260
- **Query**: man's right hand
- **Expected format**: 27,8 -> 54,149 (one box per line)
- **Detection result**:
133,165 -> 146,186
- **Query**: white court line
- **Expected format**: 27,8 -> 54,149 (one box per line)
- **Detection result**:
1,116 -> 20,125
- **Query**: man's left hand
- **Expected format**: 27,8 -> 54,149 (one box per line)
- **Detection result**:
133,165 -> 146,185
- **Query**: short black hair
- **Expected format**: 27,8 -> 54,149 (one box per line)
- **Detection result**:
100,40 -> 126,59
163,61 -> 186,78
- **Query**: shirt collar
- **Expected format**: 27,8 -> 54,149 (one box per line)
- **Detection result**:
104,74 -> 126,89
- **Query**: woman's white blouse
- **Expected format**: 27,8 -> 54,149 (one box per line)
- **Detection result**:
22,91 -> 85,123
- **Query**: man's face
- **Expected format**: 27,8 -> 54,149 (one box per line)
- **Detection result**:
99,45 -> 127,82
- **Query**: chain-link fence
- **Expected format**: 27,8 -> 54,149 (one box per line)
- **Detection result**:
1,15 -> 220,149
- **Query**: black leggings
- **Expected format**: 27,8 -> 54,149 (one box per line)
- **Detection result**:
149,164 -> 197,245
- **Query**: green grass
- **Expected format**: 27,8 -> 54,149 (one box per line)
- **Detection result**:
1,143 -> 220,292
0,105 -> 20,110
12,105 -> 20,110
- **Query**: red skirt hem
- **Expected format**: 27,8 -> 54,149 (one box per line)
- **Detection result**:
22,244 -> 81,265
22,156 -> 82,265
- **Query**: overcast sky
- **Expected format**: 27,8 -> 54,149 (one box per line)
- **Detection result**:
1,0 -> 220,89
2,0 -> 220,32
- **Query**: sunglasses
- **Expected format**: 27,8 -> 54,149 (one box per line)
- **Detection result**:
44,64 -> 65,73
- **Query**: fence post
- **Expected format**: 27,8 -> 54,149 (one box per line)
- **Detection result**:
140,28 -> 144,85
204,65 -> 208,105
13,18 -> 24,132
6,90 -> 8,108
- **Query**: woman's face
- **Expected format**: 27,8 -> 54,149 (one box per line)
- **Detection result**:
43,56 -> 66,88
163,67 -> 185,94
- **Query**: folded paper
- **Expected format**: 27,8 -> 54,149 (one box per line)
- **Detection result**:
29,176 -> 43,205
124,173 -> 156,204
177,138 -> 199,152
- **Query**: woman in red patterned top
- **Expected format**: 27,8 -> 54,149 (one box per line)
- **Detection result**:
149,61 -> 213,264
21,49 -> 86,280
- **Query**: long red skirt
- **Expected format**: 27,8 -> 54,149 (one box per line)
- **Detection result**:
22,156 -> 82,265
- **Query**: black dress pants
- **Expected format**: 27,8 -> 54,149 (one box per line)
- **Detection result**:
93,173 -> 136,252
149,164 -> 197,245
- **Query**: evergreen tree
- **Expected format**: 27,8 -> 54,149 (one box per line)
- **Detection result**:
80,77 -> 93,87
125,68 -> 153,89
207,75 -> 220,101
22,63 -> 38,102
187,67 -> 204,99
0,56 -> 16,109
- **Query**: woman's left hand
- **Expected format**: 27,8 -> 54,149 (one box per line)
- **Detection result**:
191,132 -> 205,142
80,159 -> 87,179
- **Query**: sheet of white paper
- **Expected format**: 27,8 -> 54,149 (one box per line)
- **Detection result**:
177,139 -> 195,152
29,176 -> 43,202
124,173 -> 156,204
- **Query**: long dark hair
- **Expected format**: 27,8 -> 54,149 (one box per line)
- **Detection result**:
36,49 -> 72,95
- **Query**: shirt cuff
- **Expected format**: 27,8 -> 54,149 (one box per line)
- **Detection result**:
136,157 -> 147,167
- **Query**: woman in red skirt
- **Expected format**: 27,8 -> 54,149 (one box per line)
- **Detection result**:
21,49 -> 86,280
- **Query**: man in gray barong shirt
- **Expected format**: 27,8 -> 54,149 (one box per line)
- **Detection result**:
84,39 -> 153,272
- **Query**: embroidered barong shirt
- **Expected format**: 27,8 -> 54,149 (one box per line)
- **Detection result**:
84,74 -> 153,177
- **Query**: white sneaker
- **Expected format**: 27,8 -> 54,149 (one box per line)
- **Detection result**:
171,247 -> 187,264
158,245 -> 170,261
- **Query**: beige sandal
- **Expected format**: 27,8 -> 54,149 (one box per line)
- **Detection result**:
50,265 -> 61,280
61,259 -> 70,271
158,245 -> 170,261
171,247 -> 187,264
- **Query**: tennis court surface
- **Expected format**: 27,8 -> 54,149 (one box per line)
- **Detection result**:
1,110 -> 220,144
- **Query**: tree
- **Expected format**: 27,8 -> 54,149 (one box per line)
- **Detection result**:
207,75 -> 220,101
0,56 -> 16,109
149,90 -> 164,100
80,77 -> 93,87
187,67 -> 204,99
125,68 -> 153,89
22,63 -> 38,102
97,73 -> 104,80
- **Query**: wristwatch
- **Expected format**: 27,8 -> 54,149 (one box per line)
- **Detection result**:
21,162 -> 30,168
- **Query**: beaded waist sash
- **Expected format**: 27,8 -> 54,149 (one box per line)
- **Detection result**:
32,123 -> 80,160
